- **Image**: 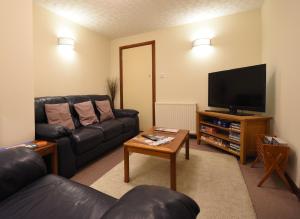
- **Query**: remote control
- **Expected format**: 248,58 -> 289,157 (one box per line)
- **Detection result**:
141,134 -> 159,141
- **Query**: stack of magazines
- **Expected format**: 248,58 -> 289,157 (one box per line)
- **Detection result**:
264,136 -> 288,145
134,135 -> 174,146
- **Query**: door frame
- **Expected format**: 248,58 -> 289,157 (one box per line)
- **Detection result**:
119,40 -> 156,125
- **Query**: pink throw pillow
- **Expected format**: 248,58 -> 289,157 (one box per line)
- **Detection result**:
95,100 -> 115,122
45,103 -> 75,129
74,101 -> 99,126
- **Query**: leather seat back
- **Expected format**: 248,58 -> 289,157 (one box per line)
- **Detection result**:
0,148 -> 46,201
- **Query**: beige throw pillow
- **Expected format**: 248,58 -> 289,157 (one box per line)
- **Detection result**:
74,101 -> 99,126
45,103 -> 75,130
95,100 -> 115,122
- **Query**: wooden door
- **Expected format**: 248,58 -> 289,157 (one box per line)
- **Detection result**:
120,41 -> 155,131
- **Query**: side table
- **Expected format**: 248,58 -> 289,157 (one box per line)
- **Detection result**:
33,141 -> 58,174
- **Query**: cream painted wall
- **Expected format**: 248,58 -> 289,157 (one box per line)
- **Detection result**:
34,4 -> 110,97
262,0 -> 300,186
0,0 -> 34,146
111,9 -> 262,110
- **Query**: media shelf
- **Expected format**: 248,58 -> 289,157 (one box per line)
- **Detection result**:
196,111 -> 272,164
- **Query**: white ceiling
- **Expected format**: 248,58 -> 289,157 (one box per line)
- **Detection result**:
35,0 -> 264,39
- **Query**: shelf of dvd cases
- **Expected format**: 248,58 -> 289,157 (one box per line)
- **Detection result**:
196,111 -> 272,164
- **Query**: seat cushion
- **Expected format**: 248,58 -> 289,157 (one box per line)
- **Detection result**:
116,117 -> 137,133
71,127 -> 104,154
0,175 -> 117,219
88,120 -> 122,141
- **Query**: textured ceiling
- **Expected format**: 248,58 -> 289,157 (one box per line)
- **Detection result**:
35,0 -> 263,39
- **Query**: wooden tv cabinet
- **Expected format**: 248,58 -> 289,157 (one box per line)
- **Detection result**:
196,111 -> 272,164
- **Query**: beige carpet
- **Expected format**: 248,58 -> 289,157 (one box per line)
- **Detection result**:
91,149 -> 256,219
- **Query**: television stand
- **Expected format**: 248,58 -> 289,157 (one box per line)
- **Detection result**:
197,111 -> 272,164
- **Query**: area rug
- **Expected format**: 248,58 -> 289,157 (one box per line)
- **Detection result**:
91,149 -> 256,218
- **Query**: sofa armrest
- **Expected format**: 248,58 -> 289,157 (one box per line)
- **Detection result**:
113,109 -> 139,118
55,137 -> 77,178
0,148 -> 46,201
35,123 -> 72,140
102,185 -> 200,219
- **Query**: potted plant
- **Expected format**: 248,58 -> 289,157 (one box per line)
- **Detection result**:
107,77 -> 118,109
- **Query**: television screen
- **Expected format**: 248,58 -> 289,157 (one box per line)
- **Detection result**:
208,64 -> 266,112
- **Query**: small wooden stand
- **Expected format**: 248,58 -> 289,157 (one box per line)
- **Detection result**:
252,135 -> 290,190
33,141 -> 58,174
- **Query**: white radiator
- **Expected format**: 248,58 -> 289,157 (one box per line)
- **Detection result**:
155,102 -> 197,134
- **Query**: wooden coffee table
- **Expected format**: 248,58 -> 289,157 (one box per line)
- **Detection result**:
123,127 -> 189,191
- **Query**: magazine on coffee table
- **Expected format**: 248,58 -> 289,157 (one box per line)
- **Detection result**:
133,135 -> 174,146
154,127 -> 179,133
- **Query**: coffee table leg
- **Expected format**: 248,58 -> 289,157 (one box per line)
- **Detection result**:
185,134 -> 189,160
124,146 -> 129,183
170,154 -> 176,191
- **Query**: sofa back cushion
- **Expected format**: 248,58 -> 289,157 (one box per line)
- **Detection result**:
74,101 -> 99,126
45,103 -> 75,130
95,100 -> 115,122
87,95 -> 112,119
0,148 -> 47,201
65,95 -> 91,128
35,96 -> 67,123
35,95 -> 112,127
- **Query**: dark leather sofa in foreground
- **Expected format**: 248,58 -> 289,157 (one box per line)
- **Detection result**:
0,148 -> 200,219
35,95 -> 139,178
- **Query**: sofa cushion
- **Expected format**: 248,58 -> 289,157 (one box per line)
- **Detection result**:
95,100 -> 115,122
86,95 -> 112,119
74,101 -> 99,126
116,117 -> 137,133
45,103 -> 75,129
88,120 -> 122,141
71,127 -> 104,154
0,175 -> 117,219
65,95 -> 91,128
35,96 -> 67,124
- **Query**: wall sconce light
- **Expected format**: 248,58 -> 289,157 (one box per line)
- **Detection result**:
192,38 -> 211,47
57,37 -> 75,48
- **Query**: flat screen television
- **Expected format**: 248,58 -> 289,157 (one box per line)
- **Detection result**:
208,64 -> 266,114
